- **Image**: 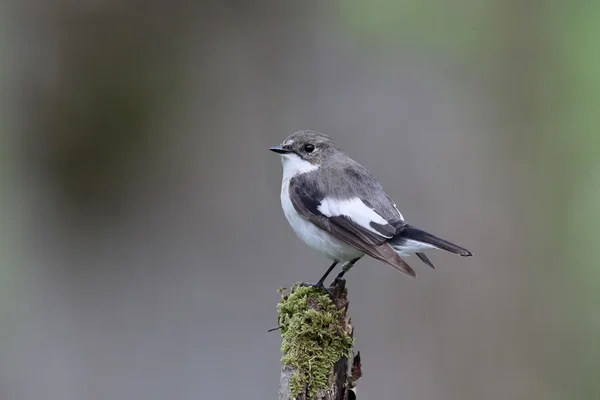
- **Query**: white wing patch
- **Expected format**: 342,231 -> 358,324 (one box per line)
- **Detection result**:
318,197 -> 392,238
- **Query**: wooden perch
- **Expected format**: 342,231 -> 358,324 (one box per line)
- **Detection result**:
276,278 -> 362,400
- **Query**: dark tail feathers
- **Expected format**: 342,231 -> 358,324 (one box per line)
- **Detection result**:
397,226 -> 473,257
416,252 -> 436,269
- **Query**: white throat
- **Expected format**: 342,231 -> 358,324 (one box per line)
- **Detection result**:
281,153 -> 319,181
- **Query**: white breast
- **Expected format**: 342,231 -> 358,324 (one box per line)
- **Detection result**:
279,154 -> 363,262
281,180 -> 364,262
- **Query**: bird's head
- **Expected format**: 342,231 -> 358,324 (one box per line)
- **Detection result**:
270,130 -> 339,173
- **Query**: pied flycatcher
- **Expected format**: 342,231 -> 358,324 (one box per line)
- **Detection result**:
270,130 -> 472,288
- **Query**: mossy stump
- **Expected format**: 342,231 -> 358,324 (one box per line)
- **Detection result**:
277,278 -> 362,400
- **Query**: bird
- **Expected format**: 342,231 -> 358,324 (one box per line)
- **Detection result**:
270,130 -> 472,289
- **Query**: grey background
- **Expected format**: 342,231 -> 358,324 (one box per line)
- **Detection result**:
0,1 -> 582,399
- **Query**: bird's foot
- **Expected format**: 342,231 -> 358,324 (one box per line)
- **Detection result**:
298,281 -> 333,300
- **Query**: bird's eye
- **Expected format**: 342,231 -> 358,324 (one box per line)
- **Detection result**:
304,143 -> 315,153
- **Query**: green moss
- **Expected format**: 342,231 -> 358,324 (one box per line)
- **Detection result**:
277,284 -> 354,399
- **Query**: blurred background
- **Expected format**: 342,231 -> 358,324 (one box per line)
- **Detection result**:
0,0 -> 597,399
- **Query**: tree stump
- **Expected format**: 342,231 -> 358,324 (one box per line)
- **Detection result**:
276,277 -> 362,400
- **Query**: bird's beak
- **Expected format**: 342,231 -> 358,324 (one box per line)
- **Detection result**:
269,146 -> 293,154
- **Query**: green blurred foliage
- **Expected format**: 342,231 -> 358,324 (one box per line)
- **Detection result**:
551,1 -> 600,398
550,1 -> 600,157
339,0 -> 496,57
0,15 -> 17,337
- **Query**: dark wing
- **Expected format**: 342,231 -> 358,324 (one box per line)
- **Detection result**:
288,178 -> 415,277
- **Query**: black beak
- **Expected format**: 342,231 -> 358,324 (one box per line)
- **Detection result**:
269,146 -> 293,154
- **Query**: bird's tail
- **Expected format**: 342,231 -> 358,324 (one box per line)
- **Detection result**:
391,225 -> 473,257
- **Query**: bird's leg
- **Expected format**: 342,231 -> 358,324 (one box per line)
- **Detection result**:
335,257 -> 361,280
316,260 -> 339,287
299,260 -> 338,297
